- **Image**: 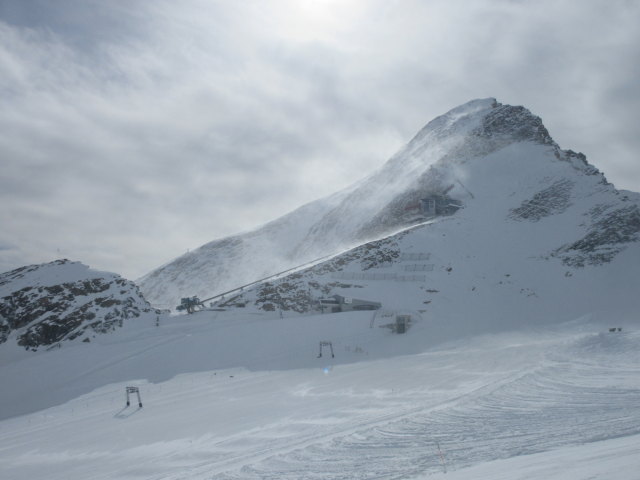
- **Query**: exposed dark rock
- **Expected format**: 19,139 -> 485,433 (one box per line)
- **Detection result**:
555,205 -> 640,266
0,260 -> 159,350
510,179 -> 574,222
216,234 -> 403,313
477,105 -> 554,145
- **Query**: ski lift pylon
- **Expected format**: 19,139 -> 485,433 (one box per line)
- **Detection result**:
318,341 -> 334,358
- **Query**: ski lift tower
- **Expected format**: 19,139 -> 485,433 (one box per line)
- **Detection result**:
176,296 -> 204,314
125,386 -> 143,408
318,341 -> 334,358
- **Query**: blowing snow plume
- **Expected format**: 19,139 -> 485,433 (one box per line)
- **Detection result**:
138,98 -> 640,315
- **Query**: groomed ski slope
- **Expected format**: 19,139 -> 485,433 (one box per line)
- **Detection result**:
1,310 -> 639,479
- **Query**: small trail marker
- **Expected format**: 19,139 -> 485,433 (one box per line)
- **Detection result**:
436,440 -> 447,474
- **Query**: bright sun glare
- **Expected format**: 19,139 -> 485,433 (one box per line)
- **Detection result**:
277,0 -> 362,43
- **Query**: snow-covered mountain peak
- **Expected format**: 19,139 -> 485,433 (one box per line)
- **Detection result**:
139,98 -> 638,310
399,97 -> 552,164
409,97 -> 498,145
476,102 -> 553,145
379,98 -> 558,202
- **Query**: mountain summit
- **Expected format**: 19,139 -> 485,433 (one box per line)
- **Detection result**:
138,98 -> 640,313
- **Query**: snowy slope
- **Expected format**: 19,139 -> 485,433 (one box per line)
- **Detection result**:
138,98 -> 639,313
210,139 -> 640,333
0,309 -> 639,479
0,259 -> 160,351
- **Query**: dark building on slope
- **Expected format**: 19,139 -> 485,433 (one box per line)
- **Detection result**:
419,194 -> 463,217
316,295 -> 381,314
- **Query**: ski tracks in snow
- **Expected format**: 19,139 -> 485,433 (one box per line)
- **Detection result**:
149,370 -> 552,479
160,332 -> 640,480
2,329 -> 639,480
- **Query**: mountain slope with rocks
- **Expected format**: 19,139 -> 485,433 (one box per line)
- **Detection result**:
139,98 -> 640,314
0,259 -> 160,351
212,142 -> 640,333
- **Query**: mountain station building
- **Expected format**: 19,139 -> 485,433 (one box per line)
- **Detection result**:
316,295 -> 382,313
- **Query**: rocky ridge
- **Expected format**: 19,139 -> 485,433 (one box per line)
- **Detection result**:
0,259 -> 159,350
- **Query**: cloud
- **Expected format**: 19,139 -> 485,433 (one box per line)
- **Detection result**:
0,0 -> 639,278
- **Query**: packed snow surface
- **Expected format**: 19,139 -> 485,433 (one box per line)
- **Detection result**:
1,309 -> 639,479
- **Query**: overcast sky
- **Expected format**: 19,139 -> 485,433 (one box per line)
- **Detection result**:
1,0 -> 639,280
